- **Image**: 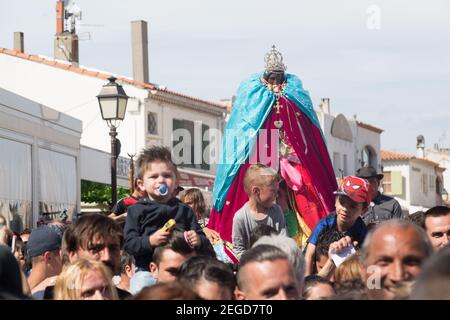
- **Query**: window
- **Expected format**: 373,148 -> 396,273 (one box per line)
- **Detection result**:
0,137 -> 32,231
436,177 -> 442,194
382,171 -> 402,195
343,154 -> 348,176
172,119 -> 210,170
382,172 -> 392,194
333,152 -> 341,177
361,146 -> 377,168
147,112 -> 158,135
421,174 -> 428,194
429,175 -> 435,190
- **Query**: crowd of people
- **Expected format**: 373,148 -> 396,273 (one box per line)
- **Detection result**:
0,145 -> 449,300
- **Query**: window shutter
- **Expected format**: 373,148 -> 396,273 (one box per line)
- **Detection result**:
391,171 -> 403,195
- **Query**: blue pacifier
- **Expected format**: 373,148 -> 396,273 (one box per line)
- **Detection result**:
159,184 -> 169,196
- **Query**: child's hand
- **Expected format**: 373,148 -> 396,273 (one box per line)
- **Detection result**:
149,229 -> 170,247
184,230 -> 201,248
328,236 -> 358,257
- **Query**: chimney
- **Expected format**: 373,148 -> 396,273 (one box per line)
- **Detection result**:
56,0 -> 64,34
416,135 -> 425,158
54,0 -> 79,65
320,98 -> 330,114
131,20 -> 149,83
14,32 -> 24,53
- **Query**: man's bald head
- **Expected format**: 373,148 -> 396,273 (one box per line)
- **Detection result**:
361,220 -> 433,265
361,220 -> 433,300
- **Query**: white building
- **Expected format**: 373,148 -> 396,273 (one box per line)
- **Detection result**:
381,149 -> 445,214
316,98 -> 383,178
0,87 -> 81,231
425,146 -> 450,205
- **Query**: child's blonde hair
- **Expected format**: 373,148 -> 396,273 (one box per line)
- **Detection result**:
334,252 -> 363,284
243,163 -> 279,195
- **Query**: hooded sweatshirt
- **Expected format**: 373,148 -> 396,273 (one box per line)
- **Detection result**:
123,197 -> 210,269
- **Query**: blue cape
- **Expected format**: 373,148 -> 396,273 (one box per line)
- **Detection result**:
212,72 -> 322,211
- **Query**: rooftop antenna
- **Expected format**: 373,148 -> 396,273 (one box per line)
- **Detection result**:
438,132 -> 447,147
64,0 -> 82,34
63,1 -> 103,41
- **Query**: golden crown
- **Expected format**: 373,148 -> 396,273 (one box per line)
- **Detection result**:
264,45 -> 287,72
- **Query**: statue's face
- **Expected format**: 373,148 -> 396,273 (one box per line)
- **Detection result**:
267,72 -> 284,85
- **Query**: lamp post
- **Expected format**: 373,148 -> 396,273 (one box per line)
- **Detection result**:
97,76 -> 129,207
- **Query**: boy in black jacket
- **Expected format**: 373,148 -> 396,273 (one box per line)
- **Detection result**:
124,146 -> 210,294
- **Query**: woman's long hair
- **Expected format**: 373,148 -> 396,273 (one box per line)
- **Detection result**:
54,259 -> 118,300
181,188 -> 206,221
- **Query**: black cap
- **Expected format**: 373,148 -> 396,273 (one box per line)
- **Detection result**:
355,166 -> 384,180
27,225 -> 62,258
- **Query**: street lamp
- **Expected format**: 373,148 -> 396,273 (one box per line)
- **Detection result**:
97,76 -> 129,206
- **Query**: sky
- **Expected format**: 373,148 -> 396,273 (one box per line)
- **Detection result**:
1,0 -> 449,154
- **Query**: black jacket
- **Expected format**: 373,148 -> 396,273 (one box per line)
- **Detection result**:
123,197 -> 210,269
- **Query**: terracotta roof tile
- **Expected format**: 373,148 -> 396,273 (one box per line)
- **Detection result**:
68,65 -> 84,74
83,69 -> 99,77
42,59 -> 57,66
15,52 -> 30,59
356,121 -> 383,133
0,47 -> 226,110
3,48 -> 17,55
381,150 -> 412,161
55,62 -> 71,70
29,55 -> 44,63
97,73 -> 110,80
381,149 -> 442,168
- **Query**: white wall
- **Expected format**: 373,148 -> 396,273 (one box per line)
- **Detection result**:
317,109 -> 380,178
426,149 -> 450,195
409,160 -> 440,209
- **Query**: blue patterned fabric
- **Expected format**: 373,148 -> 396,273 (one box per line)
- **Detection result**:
212,72 -> 322,211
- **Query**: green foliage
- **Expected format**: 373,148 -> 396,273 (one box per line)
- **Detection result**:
81,180 -> 130,209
